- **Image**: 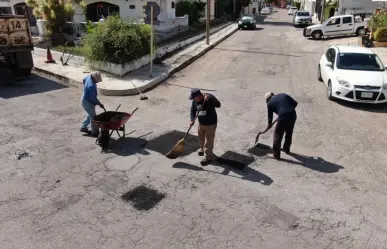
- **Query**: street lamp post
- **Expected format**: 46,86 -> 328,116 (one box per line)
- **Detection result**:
206,0 -> 210,45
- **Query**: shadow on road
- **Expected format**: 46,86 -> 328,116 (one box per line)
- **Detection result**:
263,21 -> 293,26
172,161 -> 273,185
214,47 -> 301,57
336,100 -> 387,114
281,152 -> 344,173
103,137 -> 150,156
0,73 -> 68,99
146,130 -> 200,156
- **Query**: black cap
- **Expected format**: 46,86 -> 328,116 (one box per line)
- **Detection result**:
189,88 -> 202,100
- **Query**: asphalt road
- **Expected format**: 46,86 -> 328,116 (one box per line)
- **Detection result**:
1,9 -> 387,249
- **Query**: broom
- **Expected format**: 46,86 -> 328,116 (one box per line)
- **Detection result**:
253,118 -> 278,147
165,100 -> 205,159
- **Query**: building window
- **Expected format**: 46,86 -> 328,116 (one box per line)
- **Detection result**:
129,5 -> 135,9
86,2 -> 120,22
0,7 -> 12,15
171,2 -> 175,9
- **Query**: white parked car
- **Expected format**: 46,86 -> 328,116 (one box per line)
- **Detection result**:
303,14 -> 367,40
318,45 -> 387,103
261,7 -> 271,15
288,7 -> 298,15
293,11 -> 312,27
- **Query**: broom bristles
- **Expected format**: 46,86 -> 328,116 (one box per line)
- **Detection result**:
165,139 -> 185,159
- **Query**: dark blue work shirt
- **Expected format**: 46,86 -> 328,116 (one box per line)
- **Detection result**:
190,94 -> 221,126
267,93 -> 298,125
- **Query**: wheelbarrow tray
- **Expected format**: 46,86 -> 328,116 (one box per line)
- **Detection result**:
93,111 -> 131,130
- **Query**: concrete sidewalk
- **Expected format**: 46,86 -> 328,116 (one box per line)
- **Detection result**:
33,24 -> 238,96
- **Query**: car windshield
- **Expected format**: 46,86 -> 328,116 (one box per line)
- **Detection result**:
242,16 -> 253,20
297,12 -> 310,16
337,53 -> 384,71
322,18 -> 332,25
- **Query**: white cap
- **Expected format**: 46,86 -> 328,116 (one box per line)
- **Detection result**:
264,92 -> 274,100
91,71 -> 102,83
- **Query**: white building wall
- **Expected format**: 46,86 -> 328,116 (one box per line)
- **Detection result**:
339,0 -> 380,14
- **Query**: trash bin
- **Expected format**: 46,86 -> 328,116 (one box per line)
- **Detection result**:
358,35 -> 372,48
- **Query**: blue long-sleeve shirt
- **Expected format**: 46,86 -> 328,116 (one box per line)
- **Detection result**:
81,75 -> 101,106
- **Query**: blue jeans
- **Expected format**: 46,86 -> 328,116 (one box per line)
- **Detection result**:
81,99 -> 98,134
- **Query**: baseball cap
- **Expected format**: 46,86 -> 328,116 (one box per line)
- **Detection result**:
189,88 -> 202,100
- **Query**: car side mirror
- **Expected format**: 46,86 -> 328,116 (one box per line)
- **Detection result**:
385,64 -> 387,70
326,62 -> 333,68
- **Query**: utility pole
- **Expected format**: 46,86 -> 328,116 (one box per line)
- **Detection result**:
206,0 -> 210,45
150,5 -> 154,77
320,0 -> 325,22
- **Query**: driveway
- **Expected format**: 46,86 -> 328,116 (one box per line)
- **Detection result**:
1,9 -> 387,249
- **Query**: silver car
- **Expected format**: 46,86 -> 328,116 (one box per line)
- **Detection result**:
293,11 -> 312,27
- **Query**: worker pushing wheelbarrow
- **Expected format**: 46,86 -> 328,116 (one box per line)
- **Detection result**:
93,104 -> 138,149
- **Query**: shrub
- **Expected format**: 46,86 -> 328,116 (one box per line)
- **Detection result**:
368,11 -> 387,31
374,26 -> 387,42
82,15 -> 153,65
26,0 -> 82,35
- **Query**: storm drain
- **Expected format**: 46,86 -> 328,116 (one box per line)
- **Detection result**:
121,184 -> 166,211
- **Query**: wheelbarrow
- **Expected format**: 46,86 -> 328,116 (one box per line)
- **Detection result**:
93,104 -> 138,148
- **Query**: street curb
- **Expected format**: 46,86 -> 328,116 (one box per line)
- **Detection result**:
33,24 -> 238,94
99,25 -> 238,96
33,66 -> 83,89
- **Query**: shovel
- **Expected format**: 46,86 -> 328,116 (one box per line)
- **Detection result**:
253,119 -> 278,147
165,101 -> 205,159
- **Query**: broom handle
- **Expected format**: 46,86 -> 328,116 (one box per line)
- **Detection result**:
183,100 -> 207,140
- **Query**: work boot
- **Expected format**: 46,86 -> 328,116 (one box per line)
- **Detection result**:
273,154 -> 281,160
198,148 -> 204,156
80,127 -> 91,134
200,158 -> 212,166
283,148 -> 290,154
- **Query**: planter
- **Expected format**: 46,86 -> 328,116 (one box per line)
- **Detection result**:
373,41 -> 387,47
88,22 -> 233,77
91,55 -> 151,77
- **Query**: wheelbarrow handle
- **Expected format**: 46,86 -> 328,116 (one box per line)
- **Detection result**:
131,107 -> 139,115
115,104 -> 121,112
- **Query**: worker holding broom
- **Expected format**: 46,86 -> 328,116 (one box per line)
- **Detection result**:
189,89 -> 221,166
265,92 -> 298,160
80,71 -> 104,137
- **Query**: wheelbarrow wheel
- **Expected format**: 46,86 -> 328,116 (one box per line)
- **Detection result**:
122,125 -> 125,139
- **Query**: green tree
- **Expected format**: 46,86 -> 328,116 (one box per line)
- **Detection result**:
26,0 -> 84,35
176,0 -> 206,25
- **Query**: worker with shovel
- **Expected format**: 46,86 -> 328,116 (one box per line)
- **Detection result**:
189,89 -> 221,166
80,71 -> 104,137
265,92 -> 298,160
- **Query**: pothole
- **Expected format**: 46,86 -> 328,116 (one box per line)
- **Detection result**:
14,149 -> 31,160
122,184 -> 166,211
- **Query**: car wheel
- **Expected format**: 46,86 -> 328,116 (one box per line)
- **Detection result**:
356,27 -> 366,36
317,64 -> 322,82
312,30 -> 322,40
327,81 -> 335,101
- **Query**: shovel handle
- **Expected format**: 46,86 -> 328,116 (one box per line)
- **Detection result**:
262,118 -> 278,133
131,107 -> 139,115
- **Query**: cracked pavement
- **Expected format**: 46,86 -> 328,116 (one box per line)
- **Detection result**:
1,9 -> 387,248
